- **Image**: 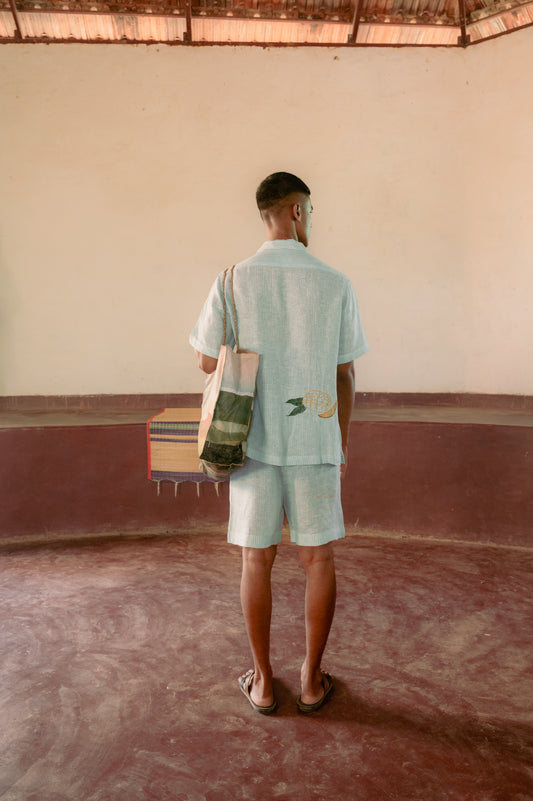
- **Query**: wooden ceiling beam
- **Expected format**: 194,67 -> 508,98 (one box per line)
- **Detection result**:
457,0 -> 470,44
183,0 -> 192,40
8,0 -> 24,38
348,0 -> 363,43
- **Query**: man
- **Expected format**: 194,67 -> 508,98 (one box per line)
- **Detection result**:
189,172 -> 368,714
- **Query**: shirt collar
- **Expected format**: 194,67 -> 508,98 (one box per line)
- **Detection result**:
257,239 -> 306,253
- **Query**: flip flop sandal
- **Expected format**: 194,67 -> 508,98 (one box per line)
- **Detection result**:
297,672 -> 334,713
238,669 -> 277,715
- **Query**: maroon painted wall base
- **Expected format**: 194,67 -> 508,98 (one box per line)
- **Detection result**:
343,421 -> 532,547
0,424 -> 227,539
1,418 -> 531,547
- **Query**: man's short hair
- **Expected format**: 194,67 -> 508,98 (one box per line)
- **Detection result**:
256,172 -> 311,212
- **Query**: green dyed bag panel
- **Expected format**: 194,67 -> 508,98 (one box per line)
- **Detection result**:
200,440 -> 244,467
213,390 -> 254,426
205,420 -> 249,444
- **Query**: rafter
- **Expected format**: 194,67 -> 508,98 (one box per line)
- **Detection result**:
8,0 -> 24,37
457,0 -> 470,43
184,0 -> 192,39
348,0 -> 363,42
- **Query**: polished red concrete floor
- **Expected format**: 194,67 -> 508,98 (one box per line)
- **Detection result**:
1,527 -> 532,801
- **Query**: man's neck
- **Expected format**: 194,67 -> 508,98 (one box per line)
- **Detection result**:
265,223 -> 299,242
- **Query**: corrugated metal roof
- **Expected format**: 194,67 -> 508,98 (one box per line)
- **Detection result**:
1,0 -> 532,44
468,0 -> 533,40
13,10 -> 186,39
193,17 -> 351,42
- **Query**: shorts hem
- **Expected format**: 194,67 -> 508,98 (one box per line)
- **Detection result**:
227,529 -> 345,548
290,529 -> 345,547
227,532 -> 283,549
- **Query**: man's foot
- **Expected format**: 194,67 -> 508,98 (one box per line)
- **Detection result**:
297,671 -> 334,713
238,669 -> 277,715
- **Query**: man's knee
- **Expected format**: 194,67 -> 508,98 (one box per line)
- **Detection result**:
298,542 -> 335,569
242,544 -> 277,570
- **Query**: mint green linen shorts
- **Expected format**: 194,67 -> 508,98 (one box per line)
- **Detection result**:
228,458 -> 345,548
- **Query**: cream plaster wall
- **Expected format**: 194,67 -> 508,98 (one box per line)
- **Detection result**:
0,33 -> 532,396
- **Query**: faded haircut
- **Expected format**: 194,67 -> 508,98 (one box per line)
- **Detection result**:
256,172 -> 311,212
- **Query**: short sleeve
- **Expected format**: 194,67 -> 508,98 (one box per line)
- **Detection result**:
337,281 -> 369,364
189,272 -> 236,358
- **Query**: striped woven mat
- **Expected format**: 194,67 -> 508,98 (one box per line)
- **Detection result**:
147,408 -> 219,493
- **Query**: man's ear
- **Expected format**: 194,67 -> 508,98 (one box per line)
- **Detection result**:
292,202 -> 302,221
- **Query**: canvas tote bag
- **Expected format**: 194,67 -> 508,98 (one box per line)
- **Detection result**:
198,266 -> 260,480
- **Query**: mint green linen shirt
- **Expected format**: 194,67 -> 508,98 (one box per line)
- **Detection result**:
189,240 -> 369,466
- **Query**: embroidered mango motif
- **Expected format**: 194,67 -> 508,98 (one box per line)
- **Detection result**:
286,391 -> 337,418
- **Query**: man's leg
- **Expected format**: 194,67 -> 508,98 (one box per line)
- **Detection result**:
240,544 -> 277,707
298,543 -> 337,705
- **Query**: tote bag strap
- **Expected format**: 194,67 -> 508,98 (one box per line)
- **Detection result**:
222,265 -> 239,351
